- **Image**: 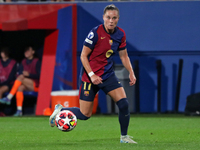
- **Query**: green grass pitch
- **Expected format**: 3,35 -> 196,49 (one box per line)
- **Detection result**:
0,114 -> 200,150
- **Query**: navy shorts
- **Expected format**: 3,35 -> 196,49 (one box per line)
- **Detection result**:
79,74 -> 122,102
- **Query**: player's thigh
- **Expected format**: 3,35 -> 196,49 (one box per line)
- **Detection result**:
100,74 -> 126,102
0,85 -> 9,98
0,85 -> 9,93
107,87 -> 127,103
16,74 -> 25,81
17,84 -> 27,91
21,78 -> 34,91
79,81 -> 99,117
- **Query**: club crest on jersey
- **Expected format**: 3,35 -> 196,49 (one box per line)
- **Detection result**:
84,91 -> 89,96
109,40 -> 113,45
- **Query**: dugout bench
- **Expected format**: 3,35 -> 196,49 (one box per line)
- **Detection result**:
1,91 -> 38,116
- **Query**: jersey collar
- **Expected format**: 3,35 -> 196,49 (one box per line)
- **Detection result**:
102,24 -> 117,34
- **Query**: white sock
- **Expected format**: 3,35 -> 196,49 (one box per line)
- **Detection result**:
17,107 -> 22,111
121,135 -> 127,137
7,94 -> 13,100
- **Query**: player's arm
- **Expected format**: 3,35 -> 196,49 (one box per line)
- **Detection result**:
80,45 -> 102,85
119,49 -> 136,86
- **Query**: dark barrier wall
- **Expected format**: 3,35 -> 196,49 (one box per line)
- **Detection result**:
77,1 -> 200,113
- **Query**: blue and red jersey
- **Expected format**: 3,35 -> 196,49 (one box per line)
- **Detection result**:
82,24 -> 126,83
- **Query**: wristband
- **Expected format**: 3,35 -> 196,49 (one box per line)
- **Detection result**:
88,71 -> 94,77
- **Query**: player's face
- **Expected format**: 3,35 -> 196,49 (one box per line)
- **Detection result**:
103,10 -> 119,33
24,47 -> 35,59
1,52 -> 6,58
0,52 -> 8,61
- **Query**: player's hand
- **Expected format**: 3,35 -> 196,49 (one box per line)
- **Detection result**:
23,71 -> 29,77
129,72 -> 136,86
90,74 -> 103,85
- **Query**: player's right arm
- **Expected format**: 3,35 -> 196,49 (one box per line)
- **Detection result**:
80,46 -> 102,85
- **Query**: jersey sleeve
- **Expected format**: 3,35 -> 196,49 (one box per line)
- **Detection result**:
118,30 -> 127,51
83,27 -> 98,50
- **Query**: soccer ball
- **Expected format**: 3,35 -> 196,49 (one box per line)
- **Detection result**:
55,110 -> 77,132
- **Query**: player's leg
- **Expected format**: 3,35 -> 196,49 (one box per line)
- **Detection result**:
0,85 -> 9,116
108,87 -> 137,144
0,75 -> 24,104
13,85 -> 26,116
49,101 -> 93,127
61,81 -> 97,119
62,100 -> 93,119
100,74 -> 129,136
0,85 -> 9,99
101,74 -> 137,143
14,78 -> 34,116
20,78 -> 35,91
49,81 -> 98,127
108,87 -> 129,135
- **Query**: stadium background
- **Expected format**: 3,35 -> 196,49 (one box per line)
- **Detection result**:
0,1 -> 200,115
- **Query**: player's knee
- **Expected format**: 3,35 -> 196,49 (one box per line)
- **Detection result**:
116,98 -> 129,114
80,110 -> 91,120
81,113 -> 90,120
17,85 -> 25,91
17,75 -> 24,81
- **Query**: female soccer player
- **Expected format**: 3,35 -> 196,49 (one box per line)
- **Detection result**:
50,4 -> 137,143
0,47 -> 17,116
0,46 -> 41,116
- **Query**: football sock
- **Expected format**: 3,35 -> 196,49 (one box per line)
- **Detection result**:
61,107 -> 90,120
8,80 -> 22,100
16,91 -> 24,111
7,93 -> 13,100
116,98 -> 130,136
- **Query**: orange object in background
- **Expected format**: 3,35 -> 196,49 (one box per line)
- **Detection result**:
92,94 -> 98,114
43,108 -> 53,116
51,90 -> 98,114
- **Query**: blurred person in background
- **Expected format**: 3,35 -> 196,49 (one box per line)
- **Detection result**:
0,47 -> 17,116
0,46 -> 41,116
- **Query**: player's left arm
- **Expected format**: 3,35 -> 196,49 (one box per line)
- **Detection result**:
119,49 -> 136,86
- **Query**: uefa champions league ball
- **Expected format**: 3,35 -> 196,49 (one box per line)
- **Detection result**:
55,110 -> 77,132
